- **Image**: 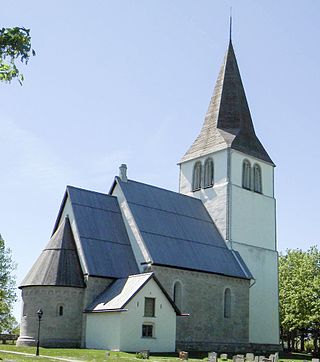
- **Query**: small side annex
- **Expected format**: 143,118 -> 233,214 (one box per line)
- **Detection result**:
85,272 -> 181,352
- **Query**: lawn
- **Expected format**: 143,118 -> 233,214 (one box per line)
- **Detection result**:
0,345 -> 314,362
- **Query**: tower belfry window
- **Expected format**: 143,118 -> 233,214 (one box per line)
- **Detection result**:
204,158 -> 214,188
192,161 -> 202,191
242,160 -> 251,190
253,164 -> 262,193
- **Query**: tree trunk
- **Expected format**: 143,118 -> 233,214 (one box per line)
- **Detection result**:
300,332 -> 305,352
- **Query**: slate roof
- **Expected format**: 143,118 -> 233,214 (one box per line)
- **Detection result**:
116,177 -> 252,280
20,217 -> 85,288
180,41 -> 274,165
54,186 -> 139,279
85,272 -> 180,314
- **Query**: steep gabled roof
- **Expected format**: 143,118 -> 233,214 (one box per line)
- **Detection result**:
85,272 -> 181,314
20,217 -> 85,288
55,186 -> 139,279
180,41 -> 274,165
115,177 -> 252,280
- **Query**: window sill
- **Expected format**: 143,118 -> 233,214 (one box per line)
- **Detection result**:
203,184 -> 213,189
143,315 -> 156,318
141,336 -> 156,339
192,188 -> 201,192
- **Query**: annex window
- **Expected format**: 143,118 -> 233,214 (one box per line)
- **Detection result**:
144,297 -> 155,317
192,161 -> 202,191
253,164 -> 262,194
59,306 -> 64,316
204,158 -> 214,188
173,281 -> 182,311
242,160 -> 251,190
142,324 -> 154,338
224,288 -> 231,319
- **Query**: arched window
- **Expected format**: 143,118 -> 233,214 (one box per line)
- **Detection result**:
224,288 -> 231,318
253,164 -> 262,193
173,281 -> 182,310
242,160 -> 251,190
204,158 -> 214,188
57,304 -> 64,316
192,161 -> 202,191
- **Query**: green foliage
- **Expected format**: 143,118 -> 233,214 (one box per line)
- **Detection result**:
0,27 -> 35,84
0,235 -> 17,333
279,246 -> 320,351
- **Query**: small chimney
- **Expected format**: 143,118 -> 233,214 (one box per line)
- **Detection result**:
119,164 -> 128,182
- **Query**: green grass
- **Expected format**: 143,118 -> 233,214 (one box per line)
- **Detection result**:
0,345 -> 314,362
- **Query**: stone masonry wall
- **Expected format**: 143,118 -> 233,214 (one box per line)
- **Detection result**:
152,265 -> 250,351
18,286 -> 85,347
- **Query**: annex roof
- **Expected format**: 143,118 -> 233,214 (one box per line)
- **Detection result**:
115,177 -> 252,280
85,272 -> 180,314
54,186 -> 139,279
20,217 -> 85,288
180,41 -> 274,165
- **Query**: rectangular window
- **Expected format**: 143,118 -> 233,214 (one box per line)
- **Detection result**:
142,324 -> 153,338
144,297 -> 155,317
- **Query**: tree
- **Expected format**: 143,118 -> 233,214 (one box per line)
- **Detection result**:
0,235 -> 17,333
279,246 -> 320,354
0,27 -> 35,84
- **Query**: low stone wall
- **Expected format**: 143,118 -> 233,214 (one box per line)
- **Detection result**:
176,341 -> 281,353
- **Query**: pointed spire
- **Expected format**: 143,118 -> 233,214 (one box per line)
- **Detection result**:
180,39 -> 274,165
20,217 -> 85,288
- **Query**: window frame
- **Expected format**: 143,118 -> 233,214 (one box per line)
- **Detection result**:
144,297 -> 155,317
192,161 -> 202,191
223,288 -> 231,319
253,163 -> 262,194
203,158 -> 214,188
142,323 -> 154,338
242,159 -> 252,190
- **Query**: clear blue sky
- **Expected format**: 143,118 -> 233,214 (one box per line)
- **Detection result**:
1,1 -> 319,319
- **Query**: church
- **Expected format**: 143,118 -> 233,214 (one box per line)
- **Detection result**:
17,37 -> 280,352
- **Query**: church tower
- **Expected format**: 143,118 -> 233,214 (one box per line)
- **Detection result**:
179,39 -> 279,347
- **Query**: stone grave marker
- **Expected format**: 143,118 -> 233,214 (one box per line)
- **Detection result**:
208,352 -> 217,362
179,351 -> 188,360
312,359 -> 319,362
220,354 -> 228,360
246,353 -> 255,361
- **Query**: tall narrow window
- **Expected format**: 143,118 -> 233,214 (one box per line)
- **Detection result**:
59,306 -> 64,316
224,288 -> 231,318
204,158 -> 214,188
192,161 -> 202,191
253,164 -> 262,193
242,160 -> 251,190
173,281 -> 182,310
144,297 -> 155,317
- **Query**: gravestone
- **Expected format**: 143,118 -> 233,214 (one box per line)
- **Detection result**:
254,357 -> 259,362
221,354 -> 228,360
179,351 -> 188,360
269,354 -> 275,362
246,354 -> 255,361
258,356 -> 265,362
312,359 -> 319,362
208,352 -> 217,362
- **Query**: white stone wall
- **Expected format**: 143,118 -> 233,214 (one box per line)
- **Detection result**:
231,243 -> 279,345
85,278 -> 176,352
86,312 -> 121,350
179,149 -> 229,239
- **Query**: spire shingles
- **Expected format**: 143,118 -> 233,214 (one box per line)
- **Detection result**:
180,41 -> 274,165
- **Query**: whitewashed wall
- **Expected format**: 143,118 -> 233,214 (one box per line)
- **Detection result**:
179,149 -> 229,239
232,243 -> 279,345
85,278 -> 176,352
119,278 -> 176,352
86,312 -> 121,350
